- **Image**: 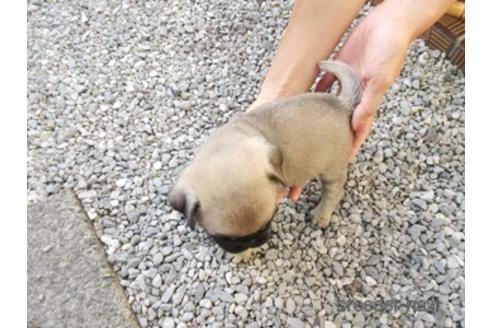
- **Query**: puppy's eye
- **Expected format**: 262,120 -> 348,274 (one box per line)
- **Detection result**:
267,173 -> 286,187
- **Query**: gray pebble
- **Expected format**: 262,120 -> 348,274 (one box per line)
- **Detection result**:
265,249 -> 278,260
324,321 -> 336,328
172,286 -> 186,304
287,317 -> 305,328
285,298 -> 296,314
408,224 -> 426,239
447,256 -> 461,269
411,198 -> 427,210
234,305 -> 248,319
333,262 -> 344,277
353,312 -> 365,327
433,259 -> 446,274
160,318 -> 174,328
153,252 -> 164,266
130,274 -> 147,291
162,286 -> 175,303
337,235 -> 347,246
199,298 -> 212,309
181,312 -> 194,322
161,246 -> 173,256
79,190 -> 97,199
234,293 -> 248,304
152,274 -> 162,288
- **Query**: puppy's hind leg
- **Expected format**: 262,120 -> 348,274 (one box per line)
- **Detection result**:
312,170 -> 347,228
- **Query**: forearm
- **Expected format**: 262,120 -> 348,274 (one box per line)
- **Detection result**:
257,0 -> 365,103
256,0 -> 454,107
376,0 -> 456,43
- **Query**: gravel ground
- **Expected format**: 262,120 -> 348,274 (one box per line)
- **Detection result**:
28,1 -> 465,327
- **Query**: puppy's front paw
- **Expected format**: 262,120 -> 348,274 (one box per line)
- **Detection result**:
314,215 -> 331,229
311,207 -> 332,229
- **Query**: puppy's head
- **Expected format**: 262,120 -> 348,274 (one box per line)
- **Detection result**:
169,136 -> 286,253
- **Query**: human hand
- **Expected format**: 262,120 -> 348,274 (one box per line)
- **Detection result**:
252,0 -> 452,201
316,5 -> 413,160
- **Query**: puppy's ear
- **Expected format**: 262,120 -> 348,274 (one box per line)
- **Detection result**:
268,146 -> 283,175
169,188 -> 200,230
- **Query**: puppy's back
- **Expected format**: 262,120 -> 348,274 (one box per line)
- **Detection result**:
243,93 -> 353,185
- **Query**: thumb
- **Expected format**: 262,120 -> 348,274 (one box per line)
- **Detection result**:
351,81 -> 384,133
350,114 -> 374,161
349,82 -> 384,161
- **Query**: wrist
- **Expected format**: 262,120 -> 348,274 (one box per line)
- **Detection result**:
250,83 -> 297,110
254,59 -> 317,107
257,77 -> 304,103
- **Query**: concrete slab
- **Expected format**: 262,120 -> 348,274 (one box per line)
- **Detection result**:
27,191 -> 140,328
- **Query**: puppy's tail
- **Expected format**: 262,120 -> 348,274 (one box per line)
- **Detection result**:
318,60 -> 362,109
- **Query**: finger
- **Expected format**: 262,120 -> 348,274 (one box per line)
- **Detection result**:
351,89 -> 380,133
315,73 -> 336,92
349,78 -> 386,161
349,85 -> 381,161
351,76 -> 387,136
288,186 -> 303,202
349,115 -> 373,161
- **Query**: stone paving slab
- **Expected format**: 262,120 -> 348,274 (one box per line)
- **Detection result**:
27,191 -> 140,328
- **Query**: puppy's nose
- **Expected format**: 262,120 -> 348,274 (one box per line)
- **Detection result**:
218,242 -> 251,254
212,229 -> 271,253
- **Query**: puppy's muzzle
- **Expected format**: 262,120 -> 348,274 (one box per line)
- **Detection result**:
212,221 -> 272,253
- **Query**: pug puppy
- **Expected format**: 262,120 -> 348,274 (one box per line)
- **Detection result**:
169,60 -> 361,253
